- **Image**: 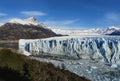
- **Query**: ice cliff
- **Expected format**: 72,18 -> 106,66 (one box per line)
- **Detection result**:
19,36 -> 120,66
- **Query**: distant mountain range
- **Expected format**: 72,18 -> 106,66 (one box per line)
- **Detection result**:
0,17 -> 120,40
50,26 -> 120,36
50,28 -> 103,36
0,17 -> 119,50
105,26 -> 120,35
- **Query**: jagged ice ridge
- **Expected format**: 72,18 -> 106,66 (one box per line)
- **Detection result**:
19,36 -> 120,68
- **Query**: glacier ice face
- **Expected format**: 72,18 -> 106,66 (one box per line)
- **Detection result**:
19,36 -> 120,65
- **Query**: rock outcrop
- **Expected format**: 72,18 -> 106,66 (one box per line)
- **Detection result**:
0,23 -> 56,40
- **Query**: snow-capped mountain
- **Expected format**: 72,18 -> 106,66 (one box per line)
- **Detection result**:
50,26 -> 120,36
0,16 -> 120,36
0,17 -> 56,40
105,26 -> 120,35
9,17 -> 45,27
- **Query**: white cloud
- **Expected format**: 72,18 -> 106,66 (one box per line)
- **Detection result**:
105,13 -> 120,21
0,13 -> 7,16
43,19 -> 79,28
21,11 -> 47,16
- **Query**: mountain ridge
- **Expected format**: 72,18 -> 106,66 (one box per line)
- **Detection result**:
0,23 -> 56,40
0,17 -> 57,49
9,17 -> 43,26
0,17 -> 120,36
50,26 -> 120,36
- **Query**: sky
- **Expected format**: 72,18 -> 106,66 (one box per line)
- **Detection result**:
0,0 -> 120,29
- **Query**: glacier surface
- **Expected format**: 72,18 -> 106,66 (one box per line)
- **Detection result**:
19,36 -> 120,66
50,28 -> 102,36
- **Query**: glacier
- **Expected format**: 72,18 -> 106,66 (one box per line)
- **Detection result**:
50,28 -> 102,36
19,36 -> 120,67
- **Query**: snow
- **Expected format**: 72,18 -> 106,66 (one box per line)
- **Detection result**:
0,16 -> 119,36
2,16 -> 120,36
0,23 -> 4,26
108,26 -> 120,30
9,17 -> 43,26
23,51 -> 31,56
105,26 -> 120,34
50,28 -> 104,36
50,26 -> 120,36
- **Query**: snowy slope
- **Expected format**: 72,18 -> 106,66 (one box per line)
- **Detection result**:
0,23 -> 4,27
2,16 -> 120,35
105,26 -> 120,35
9,17 -> 45,27
50,26 -> 120,36
0,17 -> 57,40
51,28 -> 104,36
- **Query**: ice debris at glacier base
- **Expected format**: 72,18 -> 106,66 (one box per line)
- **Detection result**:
30,57 -> 120,81
19,36 -> 120,67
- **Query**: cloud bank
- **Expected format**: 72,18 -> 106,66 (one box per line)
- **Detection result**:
21,11 -> 47,16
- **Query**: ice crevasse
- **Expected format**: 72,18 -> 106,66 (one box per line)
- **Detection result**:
19,36 -> 120,66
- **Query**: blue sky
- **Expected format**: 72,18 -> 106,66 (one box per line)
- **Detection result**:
0,0 -> 120,29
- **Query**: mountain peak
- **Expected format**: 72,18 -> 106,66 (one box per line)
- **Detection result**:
9,17 -> 41,26
105,26 -> 120,35
108,26 -> 120,30
25,17 -> 37,22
